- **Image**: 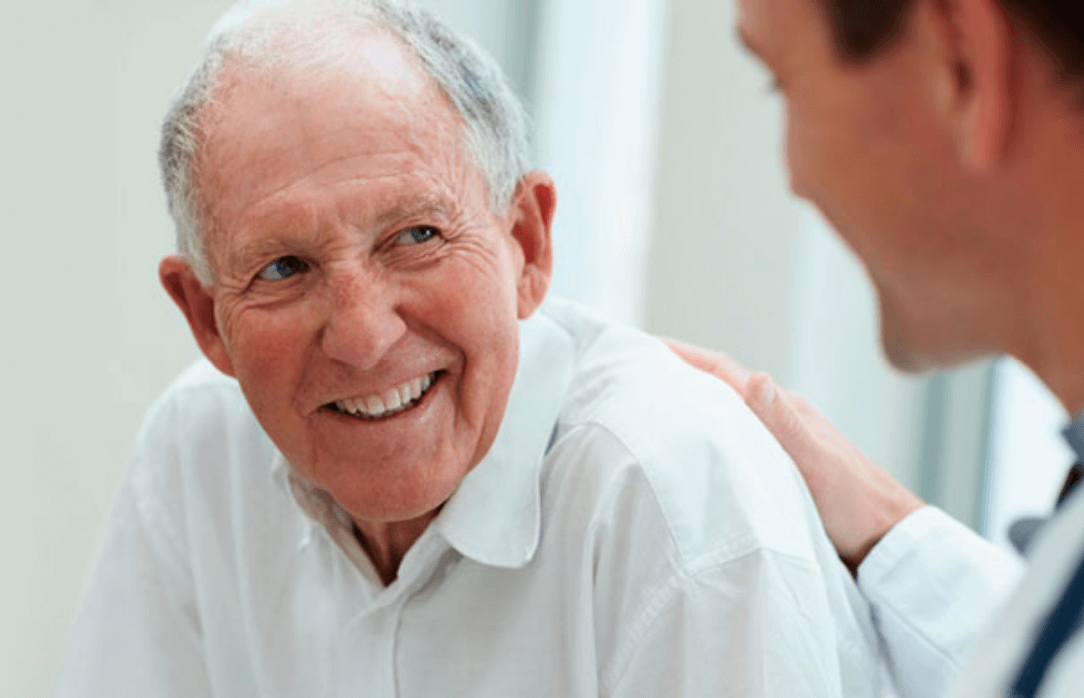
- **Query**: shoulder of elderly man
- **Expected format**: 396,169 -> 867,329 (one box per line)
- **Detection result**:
58,298 -> 880,697
664,340 -> 1032,697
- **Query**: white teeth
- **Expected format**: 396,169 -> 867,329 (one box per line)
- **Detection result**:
333,372 -> 438,420
383,388 -> 402,411
365,395 -> 386,417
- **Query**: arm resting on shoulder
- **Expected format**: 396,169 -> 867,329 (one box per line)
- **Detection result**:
666,339 -> 1022,698
666,339 -> 923,571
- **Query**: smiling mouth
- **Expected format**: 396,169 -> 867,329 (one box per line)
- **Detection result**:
326,371 -> 443,421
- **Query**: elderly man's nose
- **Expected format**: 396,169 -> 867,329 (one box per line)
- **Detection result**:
320,281 -> 407,371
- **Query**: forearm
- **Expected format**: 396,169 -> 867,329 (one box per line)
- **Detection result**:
857,506 -> 1024,698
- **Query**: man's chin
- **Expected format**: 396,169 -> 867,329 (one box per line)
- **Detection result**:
881,332 -> 938,374
878,300 -> 989,375
877,285 -> 965,374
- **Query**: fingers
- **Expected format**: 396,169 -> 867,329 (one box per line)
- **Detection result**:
663,338 -> 755,395
745,372 -> 810,457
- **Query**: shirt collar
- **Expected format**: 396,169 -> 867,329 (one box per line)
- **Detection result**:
1063,410 -> 1084,462
435,308 -> 573,568
271,307 -> 574,571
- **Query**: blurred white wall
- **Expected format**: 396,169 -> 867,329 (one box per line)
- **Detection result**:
533,0 -> 667,326
644,0 -> 802,383
3,3 -> 232,695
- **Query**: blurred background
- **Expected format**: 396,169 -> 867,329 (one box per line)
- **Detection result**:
2,0 -> 1073,695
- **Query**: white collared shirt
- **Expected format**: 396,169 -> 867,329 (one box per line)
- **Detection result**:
856,507 -> 1025,698
858,494 -> 1084,698
58,298 -> 882,697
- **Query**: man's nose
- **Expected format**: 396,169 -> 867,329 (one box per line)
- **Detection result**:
319,270 -> 407,371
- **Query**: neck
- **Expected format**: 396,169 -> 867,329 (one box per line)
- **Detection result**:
1019,329 -> 1084,418
1006,151 -> 1084,417
352,511 -> 439,586
992,75 -> 1084,417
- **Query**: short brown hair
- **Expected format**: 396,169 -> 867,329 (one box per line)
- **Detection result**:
821,0 -> 1084,81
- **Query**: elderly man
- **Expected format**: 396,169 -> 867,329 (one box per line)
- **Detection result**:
57,1 -> 879,696
671,0 -> 1084,697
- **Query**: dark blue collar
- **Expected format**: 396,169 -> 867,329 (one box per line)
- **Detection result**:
1008,411 -> 1084,696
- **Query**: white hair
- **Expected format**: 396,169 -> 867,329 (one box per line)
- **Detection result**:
160,0 -> 531,284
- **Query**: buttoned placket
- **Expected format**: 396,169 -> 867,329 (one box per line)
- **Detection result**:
328,522 -> 457,697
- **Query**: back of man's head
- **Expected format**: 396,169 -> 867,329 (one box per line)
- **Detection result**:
821,0 -> 1084,81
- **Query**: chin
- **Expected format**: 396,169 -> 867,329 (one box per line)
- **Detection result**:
329,464 -> 465,524
881,331 -> 936,373
878,292 -> 951,375
878,294 -> 991,374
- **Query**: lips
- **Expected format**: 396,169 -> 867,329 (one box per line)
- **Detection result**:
327,371 -> 441,420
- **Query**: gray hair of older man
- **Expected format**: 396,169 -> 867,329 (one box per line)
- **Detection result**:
160,0 -> 531,285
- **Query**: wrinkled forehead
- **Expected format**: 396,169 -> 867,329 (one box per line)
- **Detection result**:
201,26 -> 463,162
193,31 -> 477,246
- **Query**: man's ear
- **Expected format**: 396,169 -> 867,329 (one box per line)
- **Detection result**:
506,171 -> 556,319
159,255 -> 236,377
932,0 -> 1015,173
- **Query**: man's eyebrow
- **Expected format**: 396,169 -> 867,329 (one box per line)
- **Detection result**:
371,197 -> 452,232
221,197 -> 457,273
226,237 -> 297,273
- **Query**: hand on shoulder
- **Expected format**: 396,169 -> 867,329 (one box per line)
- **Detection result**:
665,339 -> 925,573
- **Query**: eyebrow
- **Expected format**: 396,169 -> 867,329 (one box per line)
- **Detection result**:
225,237 -> 300,276
370,197 -> 451,232
221,196 -> 455,274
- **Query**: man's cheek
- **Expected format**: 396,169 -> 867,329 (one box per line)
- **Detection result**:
232,325 -> 311,389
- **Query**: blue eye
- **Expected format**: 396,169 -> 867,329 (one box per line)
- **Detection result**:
394,226 -> 440,246
257,256 -> 308,281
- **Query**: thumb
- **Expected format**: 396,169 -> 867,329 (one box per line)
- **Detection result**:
663,338 -> 754,396
744,372 -> 811,457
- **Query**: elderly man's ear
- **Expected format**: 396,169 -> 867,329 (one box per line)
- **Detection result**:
158,257 -> 237,378
507,171 -> 557,320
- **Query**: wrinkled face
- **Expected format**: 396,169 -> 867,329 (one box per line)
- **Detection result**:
737,0 -> 1005,370
196,35 -> 534,524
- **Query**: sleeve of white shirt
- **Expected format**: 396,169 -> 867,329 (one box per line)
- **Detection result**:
856,506 -> 1025,698
604,548 -> 844,698
55,401 -> 213,698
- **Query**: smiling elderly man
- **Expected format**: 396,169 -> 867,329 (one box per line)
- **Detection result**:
58,1 -> 878,696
